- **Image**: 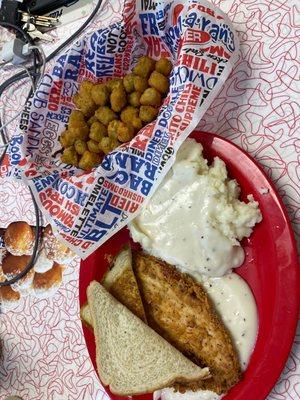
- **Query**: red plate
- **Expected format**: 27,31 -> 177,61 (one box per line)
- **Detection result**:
79,131 -> 300,400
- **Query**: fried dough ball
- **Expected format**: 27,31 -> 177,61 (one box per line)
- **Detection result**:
4,222 -> 34,256
87,115 -> 98,126
128,91 -> 141,107
106,78 -> 123,92
89,121 -> 107,142
43,225 -> 76,264
68,110 -> 86,128
33,246 -> 53,273
99,137 -> 120,154
123,73 -> 135,93
155,57 -> 172,76
91,84 -> 109,106
149,71 -> 169,94
140,87 -> 161,106
108,120 -> 122,139
110,86 -> 127,112
133,56 -> 155,78
61,146 -> 79,166
79,80 -> 94,95
95,106 -> 117,126
87,139 -> 102,153
117,122 -> 135,142
2,254 -> 34,289
74,140 -> 87,155
133,75 -> 148,92
0,286 -> 21,306
79,150 -> 102,170
120,106 -> 139,124
73,93 -> 97,117
33,262 -> 64,298
139,105 -> 159,123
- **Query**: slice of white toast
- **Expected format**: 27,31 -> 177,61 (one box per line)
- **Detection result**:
87,281 -> 210,396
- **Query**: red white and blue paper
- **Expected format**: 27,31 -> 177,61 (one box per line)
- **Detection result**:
4,0 -> 240,258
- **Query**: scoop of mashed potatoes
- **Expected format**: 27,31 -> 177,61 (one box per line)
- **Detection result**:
129,139 -> 262,277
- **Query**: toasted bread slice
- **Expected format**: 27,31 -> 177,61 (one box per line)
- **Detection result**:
102,246 -> 147,322
87,281 -> 210,396
132,251 -> 241,394
80,247 -> 147,328
80,302 -> 92,328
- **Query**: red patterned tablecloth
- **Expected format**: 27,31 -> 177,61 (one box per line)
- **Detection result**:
0,0 -> 299,399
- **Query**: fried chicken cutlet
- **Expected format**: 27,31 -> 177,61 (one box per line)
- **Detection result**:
132,251 -> 241,394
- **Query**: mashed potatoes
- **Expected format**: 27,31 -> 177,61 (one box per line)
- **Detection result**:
129,139 -> 262,277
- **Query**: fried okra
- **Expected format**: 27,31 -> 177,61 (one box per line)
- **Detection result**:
59,130 -> 75,148
148,71 -> 169,94
133,76 -> 148,92
62,55 -> 173,168
110,86 -> 127,112
74,140 -> 87,155
139,105 -> 159,123
140,87 -> 161,106
73,93 -> 97,117
123,73 -> 135,93
155,58 -> 172,76
79,151 -> 102,170
128,91 -> 141,107
61,146 -> 79,166
106,78 -> 123,92
133,56 -> 155,78
89,121 -> 107,142
79,80 -> 94,95
87,139 -> 102,153
99,137 -> 120,154
95,106 -> 117,126
68,110 -> 86,128
91,84 -> 109,106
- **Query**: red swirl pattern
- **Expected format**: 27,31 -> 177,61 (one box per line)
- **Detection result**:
0,0 -> 299,399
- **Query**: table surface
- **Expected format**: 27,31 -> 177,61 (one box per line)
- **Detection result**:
0,0 -> 299,399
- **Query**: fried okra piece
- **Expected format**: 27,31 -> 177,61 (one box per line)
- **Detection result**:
68,110 -> 86,128
99,137 -> 120,154
59,130 -> 76,148
110,86 -> 127,112
139,105 -> 159,123
133,56 -> 155,78
108,120 -> 122,139
131,117 -> 142,132
155,58 -> 172,76
133,75 -> 148,92
123,73 -> 135,93
117,122 -> 135,142
68,124 -> 90,141
89,121 -> 107,142
148,71 -> 169,94
95,106 -> 117,126
140,87 -> 161,106
91,84 -> 109,106
74,140 -> 87,155
79,80 -> 94,95
120,106 -> 138,124
79,150 -> 102,170
87,140 -> 102,153
106,78 -> 123,92
73,93 -> 97,118
128,91 -> 141,107
87,115 -> 98,126
61,146 -> 79,166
